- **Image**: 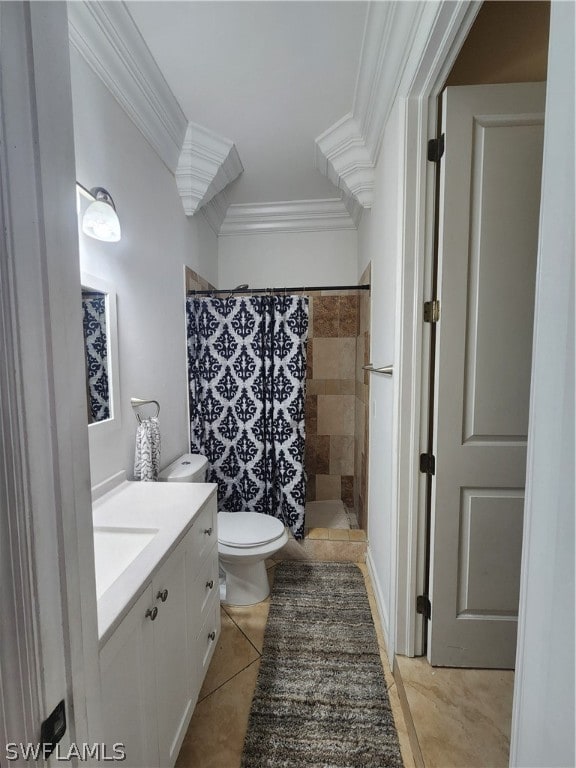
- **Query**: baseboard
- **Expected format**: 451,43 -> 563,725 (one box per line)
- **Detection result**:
366,549 -> 426,766
366,547 -> 390,654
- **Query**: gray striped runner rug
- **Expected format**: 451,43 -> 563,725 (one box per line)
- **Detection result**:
241,562 -> 404,768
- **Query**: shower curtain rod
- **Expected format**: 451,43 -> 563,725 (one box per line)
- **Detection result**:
187,283 -> 371,296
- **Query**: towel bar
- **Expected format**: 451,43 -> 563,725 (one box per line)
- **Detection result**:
362,364 -> 393,377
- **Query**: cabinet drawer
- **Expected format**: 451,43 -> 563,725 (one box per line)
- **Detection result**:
197,599 -> 221,685
189,547 -> 219,631
188,497 -> 217,573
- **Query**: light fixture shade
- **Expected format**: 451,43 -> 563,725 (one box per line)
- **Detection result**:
82,187 -> 121,242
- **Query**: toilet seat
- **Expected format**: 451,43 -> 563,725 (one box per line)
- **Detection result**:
218,511 -> 285,548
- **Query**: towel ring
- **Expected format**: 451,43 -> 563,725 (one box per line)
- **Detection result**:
131,397 -> 160,424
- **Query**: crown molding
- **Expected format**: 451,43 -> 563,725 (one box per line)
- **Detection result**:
219,199 -> 357,237
68,1 -> 188,173
176,122 -> 243,216
340,187 -> 364,229
353,2 -> 424,162
68,2 -> 244,212
200,190 -> 230,237
315,2 -> 425,209
315,114 -> 375,208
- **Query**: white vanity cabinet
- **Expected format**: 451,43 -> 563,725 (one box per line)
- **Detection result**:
98,495 -> 220,768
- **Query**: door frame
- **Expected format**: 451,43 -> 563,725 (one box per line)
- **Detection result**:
394,3 -> 573,760
393,1 -> 482,657
0,1 -> 102,752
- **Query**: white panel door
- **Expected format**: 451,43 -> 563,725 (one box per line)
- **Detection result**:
429,83 -> 545,668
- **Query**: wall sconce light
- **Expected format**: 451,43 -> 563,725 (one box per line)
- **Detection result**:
76,183 -> 121,242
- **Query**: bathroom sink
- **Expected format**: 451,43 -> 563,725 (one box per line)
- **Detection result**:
93,527 -> 158,599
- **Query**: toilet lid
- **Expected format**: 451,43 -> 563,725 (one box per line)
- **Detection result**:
218,512 -> 285,548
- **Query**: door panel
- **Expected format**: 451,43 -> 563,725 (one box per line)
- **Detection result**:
429,82 -> 545,667
464,118 -> 542,442
457,488 -> 524,615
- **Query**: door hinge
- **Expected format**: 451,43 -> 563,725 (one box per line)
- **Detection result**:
424,300 -> 440,323
40,700 -> 66,759
427,134 -> 445,163
419,453 -> 436,475
416,595 -> 432,620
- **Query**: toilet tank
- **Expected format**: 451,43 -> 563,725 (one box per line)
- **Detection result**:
158,453 -> 208,483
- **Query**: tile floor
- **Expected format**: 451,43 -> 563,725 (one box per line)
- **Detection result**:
394,655 -> 515,768
176,560 -> 415,768
175,505 -> 512,768
306,527 -> 367,542
277,531 -> 367,563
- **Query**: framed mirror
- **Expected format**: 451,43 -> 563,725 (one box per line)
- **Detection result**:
81,273 -> 120,433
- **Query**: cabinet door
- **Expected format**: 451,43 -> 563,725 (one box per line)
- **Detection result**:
197,599 -> 221,687
153,540 -> 194,767
99,587 -> 159,768
186,542 -> 219,701
189,545 -> 219,630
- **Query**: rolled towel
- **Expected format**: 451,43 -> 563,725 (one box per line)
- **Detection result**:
134,416 -> 161,481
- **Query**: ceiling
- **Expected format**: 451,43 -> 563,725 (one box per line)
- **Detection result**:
125,1 -> 368,206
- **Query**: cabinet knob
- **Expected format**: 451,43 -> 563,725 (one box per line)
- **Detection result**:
203,527 -> 213,536
206,580 -> 214,590
156,589 -> 168,603
208,631 -> 216,641
145,607 -> 158,621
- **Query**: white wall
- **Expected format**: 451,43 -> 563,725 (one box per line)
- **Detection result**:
510,3 -> 575,765
362,100 -> 403,650
71,50 -> 218,487
218,229 -> 358,289
357,209 -> 372,281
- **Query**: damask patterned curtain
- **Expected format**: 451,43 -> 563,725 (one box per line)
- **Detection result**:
81,292 -> 110,423
187,296 -> 308,539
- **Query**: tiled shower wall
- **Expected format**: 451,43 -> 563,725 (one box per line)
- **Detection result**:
185,267 -> 216,293
305,282 -> 370,527
354,265 -> 371,531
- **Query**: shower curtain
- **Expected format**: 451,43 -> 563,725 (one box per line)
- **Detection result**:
187,295 -> 308,539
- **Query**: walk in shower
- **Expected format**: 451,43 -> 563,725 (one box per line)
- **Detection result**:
185,266 -> 372,537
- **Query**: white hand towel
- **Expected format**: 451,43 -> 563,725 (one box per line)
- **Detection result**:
134,416 -> 161,481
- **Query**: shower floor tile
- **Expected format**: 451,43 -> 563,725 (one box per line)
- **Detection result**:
305,499 -> 349,528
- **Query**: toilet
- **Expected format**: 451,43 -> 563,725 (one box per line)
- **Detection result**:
218,511 -> 287,605
159,453 -> 288,606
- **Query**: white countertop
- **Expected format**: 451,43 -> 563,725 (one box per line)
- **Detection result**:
93,480 -> 217,646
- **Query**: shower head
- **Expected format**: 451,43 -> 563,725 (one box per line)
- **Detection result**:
225,283 -> 250,300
